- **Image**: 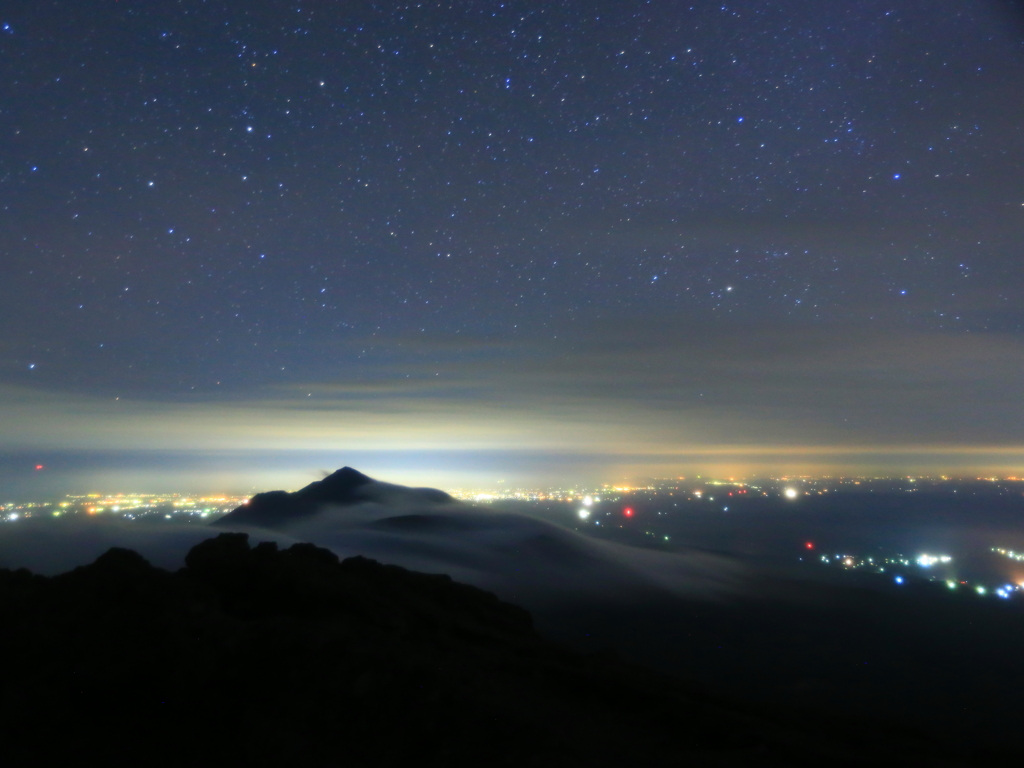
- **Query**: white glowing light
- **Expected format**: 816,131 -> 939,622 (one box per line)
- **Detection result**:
784,488 -> 798,499
578,508 -> 591,520
582,496 -> 593,506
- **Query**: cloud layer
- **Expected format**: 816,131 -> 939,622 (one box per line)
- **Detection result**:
4,318 -> 1024,485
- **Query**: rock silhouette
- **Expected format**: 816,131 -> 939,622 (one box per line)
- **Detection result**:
0,533 -> 967,766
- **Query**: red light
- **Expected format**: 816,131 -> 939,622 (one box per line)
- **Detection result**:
805,542 -> 814,549
624,508 -> 634,517
34,465 -> 44,471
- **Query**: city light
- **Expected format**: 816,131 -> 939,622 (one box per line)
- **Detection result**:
0,493 -> 250,524
784,488 -> 798,499
993,548 -> 1024,562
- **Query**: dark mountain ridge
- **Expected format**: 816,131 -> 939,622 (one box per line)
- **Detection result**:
0,532 -> 963,766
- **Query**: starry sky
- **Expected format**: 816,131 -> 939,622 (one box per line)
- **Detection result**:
3,0 -> 1024,493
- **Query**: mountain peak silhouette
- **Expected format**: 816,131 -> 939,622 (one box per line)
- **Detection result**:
215,466 -> 453,528
318,466 -> 374,494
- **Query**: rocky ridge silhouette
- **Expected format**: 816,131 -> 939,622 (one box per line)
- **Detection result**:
0,531 -> 962,766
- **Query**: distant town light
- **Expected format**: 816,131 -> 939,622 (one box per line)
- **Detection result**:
578,508 -> 590,520
784,488 -> 798,499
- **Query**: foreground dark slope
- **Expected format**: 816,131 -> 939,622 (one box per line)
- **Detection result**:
0,533 -> 960,767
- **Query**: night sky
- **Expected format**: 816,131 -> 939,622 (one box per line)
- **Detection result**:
4,1 -> 1024,492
